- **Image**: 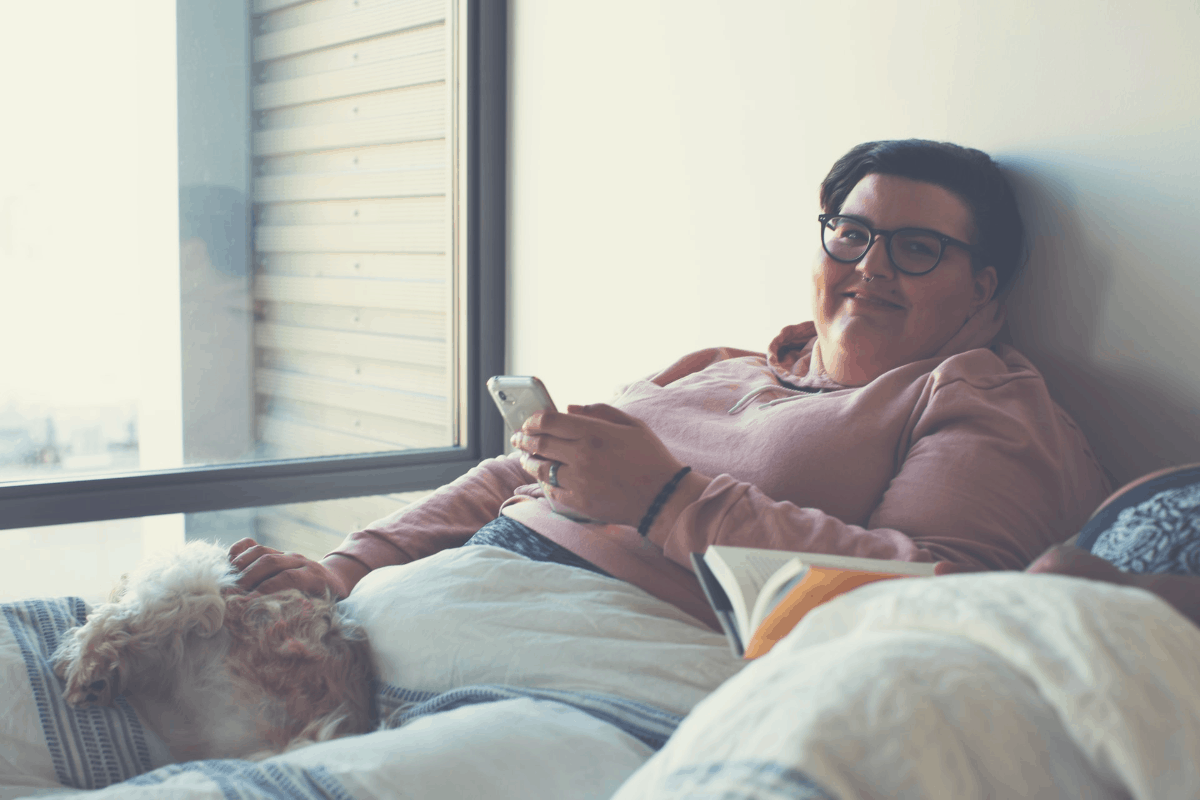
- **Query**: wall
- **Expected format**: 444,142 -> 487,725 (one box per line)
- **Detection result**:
507,0 -> 1200,486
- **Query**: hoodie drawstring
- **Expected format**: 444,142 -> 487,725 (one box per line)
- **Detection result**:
728,384 -> 828,414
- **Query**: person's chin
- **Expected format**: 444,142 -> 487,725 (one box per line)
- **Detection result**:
829,309 -> 901,337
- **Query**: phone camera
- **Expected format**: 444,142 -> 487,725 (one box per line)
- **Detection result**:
497,391 -> 508,402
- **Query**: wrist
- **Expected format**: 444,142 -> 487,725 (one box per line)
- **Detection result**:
643,470 -> 709,549
322,553 -> 371,600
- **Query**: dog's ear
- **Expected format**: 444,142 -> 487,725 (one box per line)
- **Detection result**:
108,573 -> 131,604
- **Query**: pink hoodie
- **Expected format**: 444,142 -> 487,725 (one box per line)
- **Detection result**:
328,303 -> 1111,628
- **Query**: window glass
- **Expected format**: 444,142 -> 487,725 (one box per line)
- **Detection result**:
0,490 -> 430,605
0,0 -> 458,487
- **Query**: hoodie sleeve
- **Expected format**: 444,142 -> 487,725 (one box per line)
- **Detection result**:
324,451 -> 534,571
647,360 -> 1112,571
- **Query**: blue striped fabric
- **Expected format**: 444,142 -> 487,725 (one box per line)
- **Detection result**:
375,681 -> 685,751
2,597 -> 156,789
5,597 -> 684,795
126,761 -> 354,800
659,761 -> 838,799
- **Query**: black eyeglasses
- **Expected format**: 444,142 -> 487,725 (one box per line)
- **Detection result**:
818,214 -> 982,276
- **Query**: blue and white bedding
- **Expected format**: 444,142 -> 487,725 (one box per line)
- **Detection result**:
7,548 -> 1200,799
614,572 -> 1200,800
0,546 -> 742,799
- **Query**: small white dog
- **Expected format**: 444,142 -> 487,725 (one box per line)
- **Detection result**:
53,541 -> 374,762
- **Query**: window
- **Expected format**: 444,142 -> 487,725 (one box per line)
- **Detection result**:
0,0 -> 505,592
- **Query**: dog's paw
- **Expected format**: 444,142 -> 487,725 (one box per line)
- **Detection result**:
56,648 -> 120,708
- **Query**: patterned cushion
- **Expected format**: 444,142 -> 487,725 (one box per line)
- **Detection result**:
1075,464 -> 1200,575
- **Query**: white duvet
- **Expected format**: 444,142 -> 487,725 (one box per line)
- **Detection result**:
614,571 -> 1200,799
8,548 -> 1200,799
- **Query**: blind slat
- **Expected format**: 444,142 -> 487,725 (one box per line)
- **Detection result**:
255,48 -> 443,109
260,348 -> 446,396
255,169 -> 444,202
254,110 -> 443,156
259,82 -> 443,131
254,223 -> 445,254
257,490 -> 426,539
259,414 -> 416,456
256,252 -> 447,281
255,274 -> 445,312
256,368 -> 447,424
260,396 -> 450,449
256,323 -> 446,366
259,139 -> 445,177
258,300 -> 445,341
256,196 -> 444,225
254,0 -> 445,62
259,25 -> 444,83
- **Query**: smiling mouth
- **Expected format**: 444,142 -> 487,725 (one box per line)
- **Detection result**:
843,291 -> 904,310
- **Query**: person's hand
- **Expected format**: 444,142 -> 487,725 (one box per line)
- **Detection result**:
934,544 -> 1134,584
228,538 -> 350,599
1023,543 -> 1134,585
511,403 -> 687,527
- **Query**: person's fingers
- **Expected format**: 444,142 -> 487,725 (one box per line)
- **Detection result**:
228,537 -> 261,561
234,551 -> 309,592
518,453 -> 555,482
511,431 -> 574,464
519,410 -> 568,435
253,566 -> 329,597
524,404 -> 641,440
565,403 -> 640,426
229,543 -> 284,575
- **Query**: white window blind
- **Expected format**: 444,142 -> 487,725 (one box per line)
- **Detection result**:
249,0 -> 456,552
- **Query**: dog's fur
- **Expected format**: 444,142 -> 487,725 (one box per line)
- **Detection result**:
52,541 -> 374,762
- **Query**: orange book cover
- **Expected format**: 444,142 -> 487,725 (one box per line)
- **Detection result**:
741,567 -> 917,659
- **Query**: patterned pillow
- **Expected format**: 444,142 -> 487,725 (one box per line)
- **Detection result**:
1075,464 -> 1200,575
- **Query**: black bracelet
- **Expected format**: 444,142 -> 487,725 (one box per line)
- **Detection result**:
637,466 -> 692,537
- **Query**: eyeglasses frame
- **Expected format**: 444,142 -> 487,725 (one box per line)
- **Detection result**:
817,213 -> 984,276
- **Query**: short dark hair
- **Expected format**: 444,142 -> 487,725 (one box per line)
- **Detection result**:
819,139 -> 1026,295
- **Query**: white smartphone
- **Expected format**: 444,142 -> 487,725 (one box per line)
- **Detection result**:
486,375 -> 556,433
486,375 -> 600,524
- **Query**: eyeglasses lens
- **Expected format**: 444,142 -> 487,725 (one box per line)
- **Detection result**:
822,217 -> 871,261
823,217 -> 943,274
889,231 -> 942,274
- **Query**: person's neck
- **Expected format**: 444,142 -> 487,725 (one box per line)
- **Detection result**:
811,340 -> 886,387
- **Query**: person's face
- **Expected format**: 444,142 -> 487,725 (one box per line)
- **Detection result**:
812,173 -> 998,386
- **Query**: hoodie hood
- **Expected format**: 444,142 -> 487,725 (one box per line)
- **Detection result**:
767,299 -> 1008,390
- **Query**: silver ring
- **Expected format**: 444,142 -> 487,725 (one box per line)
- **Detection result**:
547,461 -> 562,488
862,275 -> 874,283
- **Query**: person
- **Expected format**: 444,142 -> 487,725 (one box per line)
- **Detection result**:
941,459 -> 1200,630
229,139 -> 1112,631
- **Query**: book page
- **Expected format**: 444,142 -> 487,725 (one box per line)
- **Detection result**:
704,546 -> 804,635
749,560 -> 808,633
748,570 -> 809,634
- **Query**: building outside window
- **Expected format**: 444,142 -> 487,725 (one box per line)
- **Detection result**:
0,0 -> 506,603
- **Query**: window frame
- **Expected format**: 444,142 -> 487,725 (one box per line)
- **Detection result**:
0,0 -> 506,531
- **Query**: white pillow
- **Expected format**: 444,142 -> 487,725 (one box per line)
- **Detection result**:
0,597 -> 171,797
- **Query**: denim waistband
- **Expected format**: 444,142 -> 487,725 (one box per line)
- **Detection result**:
464,515 -> 611,578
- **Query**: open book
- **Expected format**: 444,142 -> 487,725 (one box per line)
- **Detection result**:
691,545 -> 937,659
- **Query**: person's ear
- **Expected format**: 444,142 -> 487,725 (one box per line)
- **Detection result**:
971,265 -> 998,313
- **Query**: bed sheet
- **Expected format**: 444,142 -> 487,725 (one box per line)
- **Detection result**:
0,546 -> 742,799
